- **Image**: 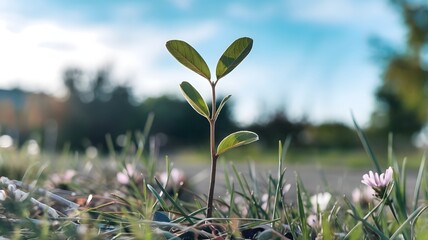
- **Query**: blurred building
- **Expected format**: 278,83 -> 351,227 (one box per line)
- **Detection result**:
0,89 -> 62,149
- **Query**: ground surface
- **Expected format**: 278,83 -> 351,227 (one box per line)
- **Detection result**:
175,161 -> 418,202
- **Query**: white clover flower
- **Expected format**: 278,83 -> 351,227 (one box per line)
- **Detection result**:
310,192 -> 331,212
361,166 -> 393,197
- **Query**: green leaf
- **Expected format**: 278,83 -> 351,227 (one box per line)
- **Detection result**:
147,184 -> 168,210
352,114 -> 382,173
412,155 -> 425,211
217,131 -> 258,155
216,37 -> 253,81
179,81 -> 210,119
390,205 -> 428,239
296,175 -> 309,238
214,95 -> 231,119
166,40 -> 211,81
154,178 -> 194,224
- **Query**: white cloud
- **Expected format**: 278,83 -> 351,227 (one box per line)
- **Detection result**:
0,10 -> 220,98
283,0 -> 404,41
112,3 -> 149,21
168,0 -> 194,11
0,20 -> 115,95
226,2 -> 276,20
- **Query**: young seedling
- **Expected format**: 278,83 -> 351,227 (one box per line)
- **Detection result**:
166,37 -> 258,218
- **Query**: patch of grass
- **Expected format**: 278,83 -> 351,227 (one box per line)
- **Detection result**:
0,134 -> 427,239
173,145 -> 425,170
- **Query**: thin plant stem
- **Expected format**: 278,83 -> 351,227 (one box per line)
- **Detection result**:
207,82 -> 218,219
387,200 -> 400,224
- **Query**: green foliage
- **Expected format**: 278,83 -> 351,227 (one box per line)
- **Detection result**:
215,94 -> 231,119
1,118 -> 428,239
371,1 -> 428,136
216,37 -> 253,82
166,37 -> 258,218
179,81 -> 210,119
217,131 -> 259,155
166,40 -> 211,81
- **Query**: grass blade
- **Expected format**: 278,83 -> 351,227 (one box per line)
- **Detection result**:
154,178 -> 194,224
296,174 -> 308,238
352,114 -> 381,173
344,182 -> 395,239
413,155 -> 425,211
147,184 -> 169,211
390,205 -> 428,239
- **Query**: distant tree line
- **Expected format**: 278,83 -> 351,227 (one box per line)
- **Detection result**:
0,66 -> 360,153
58,67 -> 359,152
58,67 -> 240,151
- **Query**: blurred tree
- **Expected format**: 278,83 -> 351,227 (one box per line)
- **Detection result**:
371,1 -> 428,138
60,68 -> 86,149
58,67 -> 238,151
300,122 -> 359,149
247,110 -> 307,148
140,95 -> 237,148
60,67 -> 141,151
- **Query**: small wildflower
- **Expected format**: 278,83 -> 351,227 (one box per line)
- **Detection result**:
361,166 -> 393,197
282,183 -> 292,198
0,135 -> 13,148
261,193 -> 270,211
116,164 -> 135,185
116,163 -> 145,186
49,169 -> 76,189
85,146 -> 98,159
27,139 -> 40,156
77,224 -> 89,236
310,192 -> 331,212
222,193 -> 248,217
307,214 -> 319,228
352,186 -> 376,206
260,183 -> 291,211
158,168 -> 186,190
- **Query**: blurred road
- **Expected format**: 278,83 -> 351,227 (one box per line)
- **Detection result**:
174,161 -> 418,202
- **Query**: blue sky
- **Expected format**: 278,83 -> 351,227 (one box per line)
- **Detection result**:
0,0 -> 405,126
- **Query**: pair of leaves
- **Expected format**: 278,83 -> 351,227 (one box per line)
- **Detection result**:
179,81 -> 231,120
168,37 -> 258,155
166,37 -> 253,83
179,82 -> 258,152
179,81 -> 258,155
170,37 -> 253,121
